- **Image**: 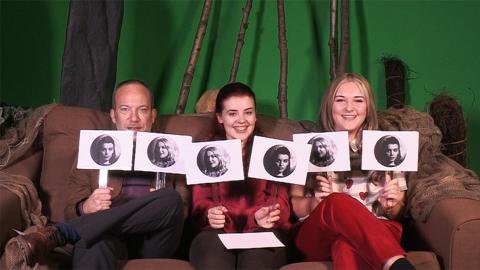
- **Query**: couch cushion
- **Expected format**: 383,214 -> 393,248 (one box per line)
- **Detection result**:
120,259 -> 195,270
279,251 -> 440,270
153,113 -> 213,141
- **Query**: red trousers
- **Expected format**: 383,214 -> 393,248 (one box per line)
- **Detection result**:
295,193 -> 405,269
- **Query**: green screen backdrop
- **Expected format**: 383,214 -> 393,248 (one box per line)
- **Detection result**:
1,0 -> 479,175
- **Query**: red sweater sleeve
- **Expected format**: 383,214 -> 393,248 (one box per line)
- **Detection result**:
275,183 -> 292,231
191,183 -> 217,231
244,182 -> 292,233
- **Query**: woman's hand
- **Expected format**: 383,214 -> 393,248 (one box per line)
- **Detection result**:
379,172 -> 405,219
207,206 -> 228,229
83,187 -> 113,214
255,203 -> 281,228
379,172 -> 404,208
314,174 -> 333,199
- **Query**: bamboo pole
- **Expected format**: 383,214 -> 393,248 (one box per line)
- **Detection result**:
175,0 -> 213,114
277,0 -> 288,119
328,0 -> 338,81
337,0 -> 350,76
229,0 -> 253,84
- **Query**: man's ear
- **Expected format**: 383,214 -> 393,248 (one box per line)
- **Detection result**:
110,109 -> 117,124
151,108 -> 157,122
216,112 -> 223,124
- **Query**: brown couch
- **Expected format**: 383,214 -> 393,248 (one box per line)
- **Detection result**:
1,104 -> 479,269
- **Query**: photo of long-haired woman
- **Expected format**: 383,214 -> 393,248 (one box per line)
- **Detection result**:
197,144 -> 230,177
308,135 -> 336,167
147,137 -> 178,168
90,134 -> 121,166
374,135 -> 406,167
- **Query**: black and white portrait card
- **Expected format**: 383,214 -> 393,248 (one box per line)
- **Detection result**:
134,132 -> 192,174
293,132 -> 350,172
248,136 -> 311,185
77,130 -> 134,170
185,139 -> 244,185
361,130 -> 419,171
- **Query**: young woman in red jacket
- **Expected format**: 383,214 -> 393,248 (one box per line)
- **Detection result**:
189,82 -> 291,270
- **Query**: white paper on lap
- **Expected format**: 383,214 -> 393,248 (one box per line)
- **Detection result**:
218,232 -> 285,249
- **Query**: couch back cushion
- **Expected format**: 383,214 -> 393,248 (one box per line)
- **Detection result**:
41,106 -> 114,222
41,105 -> 308,222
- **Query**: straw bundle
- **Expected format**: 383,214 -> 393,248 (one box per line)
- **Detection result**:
428,94 -> 467,167
383,57 -> 406,109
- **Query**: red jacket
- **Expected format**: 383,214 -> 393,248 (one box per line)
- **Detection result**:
191,178 -> 291,233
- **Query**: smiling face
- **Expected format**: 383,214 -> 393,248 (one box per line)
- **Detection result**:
206,150 -> 220,169
110,82 -> 157,134
314,141 -> 327,158
100,142 -> 114,163
216,95 -> 256,145
386,143 -> 400,164
157,142 -> 169,158
332,81 -> 367,141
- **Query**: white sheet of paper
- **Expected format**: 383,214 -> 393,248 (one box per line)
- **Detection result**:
77,130 -> 134,170
218,232 -> 285,249
361,130 -> 419,171
248,136 -> 311,185
185,139 -> 244,185
134,132 -> 192,174
293,132 -> 350,172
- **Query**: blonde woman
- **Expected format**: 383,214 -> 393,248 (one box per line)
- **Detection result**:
291,73 -> 414,270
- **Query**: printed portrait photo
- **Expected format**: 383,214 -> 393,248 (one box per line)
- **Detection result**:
361,130 -> 419,171
134,132 -> 192,174
197,144 -> 231,177
263,144 -> 296,178
185,139 -> 244,185
308,135 -> 336,167
90,134 -> 121,166
374,135 -> 406,167
147,137 -> 179,168
77,130 -> 134,171
293,132 -> 350,172
248,136 -> 310,185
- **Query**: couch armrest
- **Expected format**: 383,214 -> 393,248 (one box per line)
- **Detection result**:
0,188 -> 22,256
1,151 -> 43,255
3,151 -> 43,184
415,198 -> 480,270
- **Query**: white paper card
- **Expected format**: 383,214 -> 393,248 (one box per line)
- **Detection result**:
98,169 -> 108,189
248,136 -> 311,185
134,132 -> 192,174
293,132 -> 350,172
185,140 -> 244,185
77,130 -> 134,170
218,232 -> 285,249
361,130 -> 419,171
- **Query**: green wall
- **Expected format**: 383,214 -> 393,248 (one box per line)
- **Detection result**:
1,0 -> 479,174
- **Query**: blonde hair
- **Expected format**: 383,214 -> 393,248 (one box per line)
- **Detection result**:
318,73 -> 378,141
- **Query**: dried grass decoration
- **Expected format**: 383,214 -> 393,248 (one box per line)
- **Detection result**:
429,94 -> 467,167
382,57 -> 406,109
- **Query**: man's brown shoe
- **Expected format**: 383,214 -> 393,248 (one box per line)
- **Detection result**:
14,225 -> 66,267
